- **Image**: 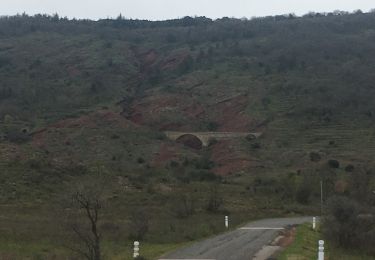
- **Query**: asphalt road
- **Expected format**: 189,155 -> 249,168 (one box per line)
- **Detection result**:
159,216 -> 311,260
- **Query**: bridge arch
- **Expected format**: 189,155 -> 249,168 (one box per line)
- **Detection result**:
175,134 -> 203,150
164,131 -> 262,147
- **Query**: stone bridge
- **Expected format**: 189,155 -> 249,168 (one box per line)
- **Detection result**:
164,131 -> 262,147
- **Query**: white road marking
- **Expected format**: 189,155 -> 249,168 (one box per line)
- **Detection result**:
239,227 -> 284,230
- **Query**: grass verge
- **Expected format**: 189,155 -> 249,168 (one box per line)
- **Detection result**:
278,223 -> 375,260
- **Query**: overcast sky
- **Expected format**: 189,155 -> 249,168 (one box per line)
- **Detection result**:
1,0 -> 374,20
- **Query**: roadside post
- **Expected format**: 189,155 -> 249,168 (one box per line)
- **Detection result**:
318,240 -> 324,260
133,241 -> 140,258
225,216 -> 229,228
313,217 -> 316,230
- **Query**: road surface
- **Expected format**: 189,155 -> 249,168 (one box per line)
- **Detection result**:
159,216 -> 311,260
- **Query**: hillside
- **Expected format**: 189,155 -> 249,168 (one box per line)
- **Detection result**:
0,12 -> 375,258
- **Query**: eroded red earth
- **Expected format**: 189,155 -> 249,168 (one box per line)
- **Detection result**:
27,46 -> 261,176
128,94 -> 205,131
210,140 -> 259,175
126,91 -> 260,175
214,95 -> 256,132
32,110 -> 136,149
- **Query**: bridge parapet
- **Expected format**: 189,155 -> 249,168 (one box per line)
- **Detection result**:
164,131 -> 262,146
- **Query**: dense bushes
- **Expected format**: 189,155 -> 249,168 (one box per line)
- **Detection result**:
171,193 -> 196,218
295,184 -> 312,204
176,169 -> 220,183
129,208 -> 149,240
5,129 -> 31,143
2,12 -> 375,127
206,185 -> 223,212
309,152 -> 321,162
328,159 -> 340,168
323,196 -> 375,255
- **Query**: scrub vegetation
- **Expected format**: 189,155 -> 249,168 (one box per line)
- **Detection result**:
0,10 -> 374,259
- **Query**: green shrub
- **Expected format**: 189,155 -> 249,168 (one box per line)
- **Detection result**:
295,184 -> 312,204
309,152 -> 321,162
137,157 -> 145,164
194,157 -> 215,170
206,121 -> 219,131
328,159 -> 340,168
206,185 -> 223,212
170,160 -> 179,168
251,142 -> 261,149
6,129 -> 31,143
170,193 -> 196,218
345,164 -> 354,172
129,209 -> 149,240
208,137 -> 218,146
189,170 -> 220,182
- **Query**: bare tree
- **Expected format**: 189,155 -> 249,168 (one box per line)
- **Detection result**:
62,173 -> 108,260
69,189 -> 102,260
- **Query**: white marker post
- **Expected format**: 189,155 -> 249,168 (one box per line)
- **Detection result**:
318,240 -> 324,260
225,216 -> 229,228
133,241 -> 140,258
313,217 -> 316,230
